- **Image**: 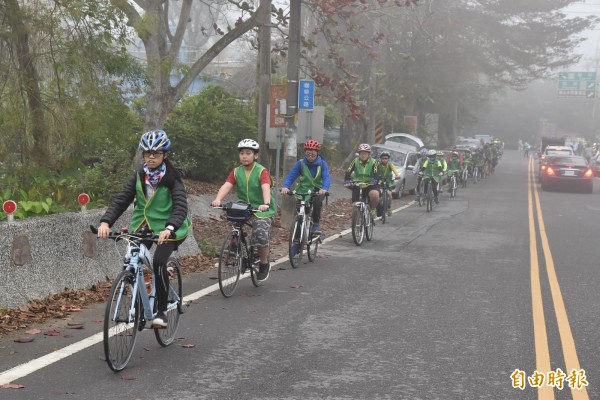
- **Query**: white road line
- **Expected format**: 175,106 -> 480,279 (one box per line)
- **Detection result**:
0,201 -> 414,384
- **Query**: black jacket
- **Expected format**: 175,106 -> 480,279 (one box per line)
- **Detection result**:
100,159 -> 189,231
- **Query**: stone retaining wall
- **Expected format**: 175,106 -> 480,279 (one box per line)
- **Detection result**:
0,209 -> 199,309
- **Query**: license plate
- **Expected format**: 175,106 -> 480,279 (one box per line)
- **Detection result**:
563,170 -> 575,176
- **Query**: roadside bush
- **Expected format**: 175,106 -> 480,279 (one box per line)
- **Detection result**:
165,85 -> 258,181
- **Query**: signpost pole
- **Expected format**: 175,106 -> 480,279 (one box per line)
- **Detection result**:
274,128 -> 282,210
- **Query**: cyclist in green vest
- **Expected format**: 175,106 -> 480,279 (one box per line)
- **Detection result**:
281,139 -> 331,234
211,139 -> 275,282
418,149 -> 444,203
378,151 -> 399,216
446,151 -> 462,184
97,129 -> 191,329
344,143 -> 381,221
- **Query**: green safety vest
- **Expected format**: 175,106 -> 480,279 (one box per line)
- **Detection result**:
234,163 -> 275,218
353,157 -> 376,182
296,160 -> 323,194
130,175 -> 191,239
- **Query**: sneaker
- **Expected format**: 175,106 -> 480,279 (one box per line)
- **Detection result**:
290,243 -> 299,257
256,263 -> 270,282
369,209 -> 377,221
386,209 -> 392,216
152,311 -> 168,329
311,224 -> 321,233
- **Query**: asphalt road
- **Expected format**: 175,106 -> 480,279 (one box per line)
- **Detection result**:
0,150 -> 598,399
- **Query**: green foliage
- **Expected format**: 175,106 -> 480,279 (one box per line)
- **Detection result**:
0,170 -> 108,221
165,85 -> 258,182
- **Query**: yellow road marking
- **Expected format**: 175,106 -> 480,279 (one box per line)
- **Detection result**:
530,159 -> 589,399
528,158 -> 555,399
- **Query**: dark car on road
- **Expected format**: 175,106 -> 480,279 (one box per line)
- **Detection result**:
540,155 -> 594,193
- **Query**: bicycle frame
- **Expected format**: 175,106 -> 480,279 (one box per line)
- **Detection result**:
114,240 -> 179,326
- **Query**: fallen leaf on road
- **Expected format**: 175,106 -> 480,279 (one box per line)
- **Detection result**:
91,319 -> 103,323
121,376 -> 136,381
182,344 -> 196,348
1,383 -> 25,389
44,330 -> 60,336
66,324 -> 84,329
290,284 -> 302,289
25,329 -> 41,335
13,338 -> 34,343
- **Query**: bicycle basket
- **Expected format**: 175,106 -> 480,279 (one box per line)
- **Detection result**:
226,202 -> 251,222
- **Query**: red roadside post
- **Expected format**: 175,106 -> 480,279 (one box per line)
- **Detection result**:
3,200 -> 17,223
78,193 -> 90,212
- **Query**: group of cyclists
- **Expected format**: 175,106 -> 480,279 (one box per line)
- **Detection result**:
96,129 -> 502,329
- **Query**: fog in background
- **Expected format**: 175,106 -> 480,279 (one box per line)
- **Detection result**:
468,1 -> 600,148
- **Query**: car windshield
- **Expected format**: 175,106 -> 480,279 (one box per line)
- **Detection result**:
546,149 -> 572,156
549,156 -> 587,166
392,152 -> 407,166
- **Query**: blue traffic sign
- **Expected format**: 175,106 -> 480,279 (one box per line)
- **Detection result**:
298,80 -> 315,110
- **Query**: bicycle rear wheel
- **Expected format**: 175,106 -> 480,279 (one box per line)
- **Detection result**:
104,269 -> 139,372
218,231 -> 242,297
450,177 -> 457,198
351,205 -> 365,246
307,231 -> 320,262
288,215 -> 304,268
155,258 -> 182,347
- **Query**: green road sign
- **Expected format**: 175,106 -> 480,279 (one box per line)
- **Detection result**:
558,71 -> 596,98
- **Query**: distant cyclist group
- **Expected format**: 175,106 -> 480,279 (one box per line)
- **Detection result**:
94,129 -> 502,370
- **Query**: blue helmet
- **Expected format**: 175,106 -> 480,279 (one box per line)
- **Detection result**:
139,129 -> 171,152
419,148 -> 428,156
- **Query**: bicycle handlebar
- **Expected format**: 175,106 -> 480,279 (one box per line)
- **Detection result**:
286,190 -> 329,197
211,203 -> 261,213
90,225 -> 160,242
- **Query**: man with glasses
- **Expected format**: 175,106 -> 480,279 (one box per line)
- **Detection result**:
97,129 -> 191,328
281,139 -> 331,234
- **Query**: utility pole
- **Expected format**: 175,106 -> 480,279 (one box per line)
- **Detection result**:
280,0 -> 301,229
257,0 -> 272,167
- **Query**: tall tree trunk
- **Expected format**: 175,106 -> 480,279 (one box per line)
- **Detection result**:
5,0 -> 48,163
281,0 -> 302,228
257,0 -> 272,167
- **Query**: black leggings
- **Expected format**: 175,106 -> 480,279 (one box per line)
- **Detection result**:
145,238 -> 186,312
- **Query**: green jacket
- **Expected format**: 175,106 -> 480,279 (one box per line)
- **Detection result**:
234,163 -> 275,218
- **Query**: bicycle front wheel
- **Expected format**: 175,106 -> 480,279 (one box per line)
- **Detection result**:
288,215 -> 304,268
351,205 -> 365,246
380,191 -> 387,224
450,177 -> 457,198
250,250 -> 264,287
365,206 -> 374,241
155,258 -> 182,347
426,184 -> 433,212
104,269 -> 139,372
218,231 -> 242,297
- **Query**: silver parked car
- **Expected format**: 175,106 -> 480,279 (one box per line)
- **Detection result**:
371,143 -> 419,198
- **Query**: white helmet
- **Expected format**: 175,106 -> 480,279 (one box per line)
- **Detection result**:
238,139 -> 259,152
427,149 -> 436,156
358,143 -> 371,152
